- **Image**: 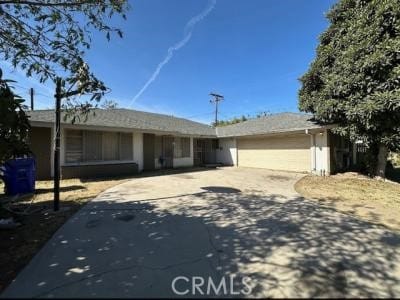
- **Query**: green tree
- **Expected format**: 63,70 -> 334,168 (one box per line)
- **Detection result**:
299,0 -> 400,178
0,0 -> 128,164
101,99 -> 119,109
256,111 -> 270,118
0,0 -> 129,106
213,115 -> 247,127
0,69 -> 31,164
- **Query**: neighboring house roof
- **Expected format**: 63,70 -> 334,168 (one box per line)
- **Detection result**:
28,109 -> 323,138
27,109 -> 216,137
216,112 -> 322,137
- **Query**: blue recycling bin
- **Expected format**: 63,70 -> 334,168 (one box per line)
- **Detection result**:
2,157 -> 36,196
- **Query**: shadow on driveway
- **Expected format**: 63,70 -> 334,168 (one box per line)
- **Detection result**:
3,188 -> 400,298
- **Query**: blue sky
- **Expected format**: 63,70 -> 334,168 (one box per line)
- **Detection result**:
2,0 -> 337,124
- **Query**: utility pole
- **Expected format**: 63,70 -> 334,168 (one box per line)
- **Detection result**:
53,78 -> 87,211
210,92 -> 224,126
30,88 -> 34,110
54,78 -> 61,211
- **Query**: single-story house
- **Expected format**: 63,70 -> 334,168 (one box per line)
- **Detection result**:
27,109 -> 356,179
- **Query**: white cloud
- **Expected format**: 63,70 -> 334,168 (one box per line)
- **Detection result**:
129,0 -> 217,106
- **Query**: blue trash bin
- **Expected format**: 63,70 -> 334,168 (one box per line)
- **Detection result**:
2,157 -> 36,196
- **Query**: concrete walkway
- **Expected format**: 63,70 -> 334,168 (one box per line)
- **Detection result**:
3,167 -> 400,298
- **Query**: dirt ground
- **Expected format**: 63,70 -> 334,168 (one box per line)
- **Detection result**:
0,168 -> 198,293
0,178 -> 130,292
295,172 -> 400,231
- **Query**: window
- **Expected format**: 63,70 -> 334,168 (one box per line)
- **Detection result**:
174,137 -> 182,158
174,137 -> 190,158
84,131 -> 102,161
182,138 -> 190,157
65,129 -> 133,163
65,130 -> 83,163
120,133 -> 133,160
103,132 -> 119,160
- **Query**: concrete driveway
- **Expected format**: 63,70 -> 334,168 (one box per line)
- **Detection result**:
3,167 -> 400,298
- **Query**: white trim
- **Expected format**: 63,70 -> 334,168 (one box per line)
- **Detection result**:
310,134 -> 316,172
133,132 -> 143,171
323,129 -> 331,175
216,137 -> 237,166
310,129 -> 331,176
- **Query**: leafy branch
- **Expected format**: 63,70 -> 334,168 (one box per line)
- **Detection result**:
0,0 -> 129,107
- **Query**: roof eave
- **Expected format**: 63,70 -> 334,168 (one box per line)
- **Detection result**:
29,120 -> 216,137
216,125 -> 330,138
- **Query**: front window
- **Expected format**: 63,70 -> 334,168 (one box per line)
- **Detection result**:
174,137 -> 191,158
65,129 -> 133,164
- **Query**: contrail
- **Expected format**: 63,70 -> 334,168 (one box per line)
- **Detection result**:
130,0 -> 217,105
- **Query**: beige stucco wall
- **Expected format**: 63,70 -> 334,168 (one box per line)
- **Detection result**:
237,133 -> 311,172
29,127 -> 52,179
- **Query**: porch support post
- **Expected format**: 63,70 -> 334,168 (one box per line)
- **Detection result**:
307,129 -> 316,173
323,129 -> 331,175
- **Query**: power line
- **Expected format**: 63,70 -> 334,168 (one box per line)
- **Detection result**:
183,111 -> 214,119
34,92 -> 53,99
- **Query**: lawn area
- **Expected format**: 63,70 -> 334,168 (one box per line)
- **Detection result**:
295,171 -> 400,231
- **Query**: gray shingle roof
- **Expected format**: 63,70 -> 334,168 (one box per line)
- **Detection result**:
216,112 -> 321,137
28,109 -> 322,137
28,108 -> 216,137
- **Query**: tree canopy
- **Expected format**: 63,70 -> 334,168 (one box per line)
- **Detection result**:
214,111 -> 270,127
0,0 -> 129,105
0,1 -> 129,164
214,115 -> 248,127
0,69 -> 30,164
101,99 -> 119,109
298,0 -> 400,176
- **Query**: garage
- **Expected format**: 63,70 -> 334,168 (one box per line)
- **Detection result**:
237,133 -> 311,172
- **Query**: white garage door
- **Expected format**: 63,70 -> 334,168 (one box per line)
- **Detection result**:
237,134 -> 311,172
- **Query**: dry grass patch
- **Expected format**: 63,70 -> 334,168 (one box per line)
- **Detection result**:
0,176 -> 130,293
0,167 -> 208,292
295,173 -> 400,231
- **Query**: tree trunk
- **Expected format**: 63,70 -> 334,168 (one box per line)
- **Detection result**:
375,144 -> 388,180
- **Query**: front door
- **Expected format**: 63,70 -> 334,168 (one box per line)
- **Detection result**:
194,138 -> 205,166
162,136 -> 174,168
143,133 -> 155,171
